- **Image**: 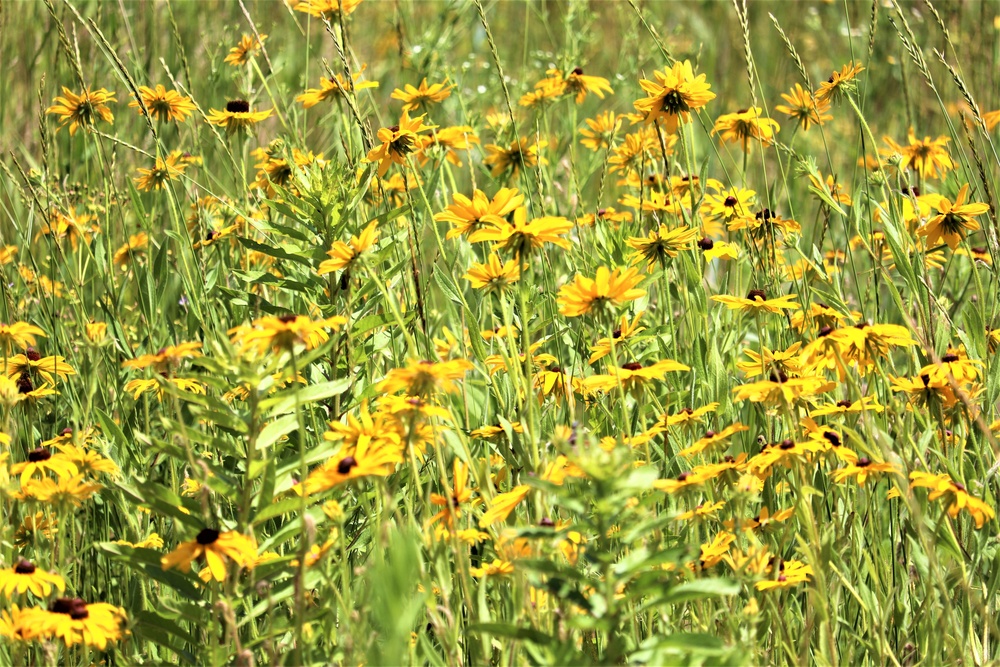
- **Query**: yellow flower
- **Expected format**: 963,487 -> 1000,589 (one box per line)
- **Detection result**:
435,188 -> 524,239
830,457 -> 901,486
733,375 -> 835,406
463,254 -> 520,293
699,531 -> 736,568
46,87 -> 116,135
390,78 -> 452,111
676,423 -> 749,457
162,529 -> 257,581
626,224 -> 699,270
123,342 -> 202,371
815,61 -> 864,104
483,138 -> 547,178
415,125 -> 479,167
19,599 -> 126,649
711,290 -> 799,314
589,311 -> 646,363
205,100 -> 273,134
557,267 -> 646,317
712,107 -> 780,151
633,60 -> 716,133
317,220 -> 379,276
134,153 -> 188,191
909,471 -> 995,529
10,448 -> 78,485
298,435 -> 403,496
468,207 -> 573,257
882,127 -> 954,181
224,33 -> 267,66
585,359 -> 689,394
113,232 -> 148,268
735,343 -> 802,379
775,83 -> 832,131
129,85 -> 196,122
917,183 -> 989,250
0,561 -> 65,597
580,111 -> 621,151
0,322 -> 46,354
479,485 -> 530,526
756,560 -> 813,590
378,358 -> 474,396
538,67 -> 613,104
229,314 -> 347,356
365,110 -> 429,177
297,70 -> 379,107
15,475 -> 101,506
294,0 -> 363,19
115,533 -> 164,549
809,396 -> 884,418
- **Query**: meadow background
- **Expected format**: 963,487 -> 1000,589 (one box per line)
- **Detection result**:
0,0 -> 999,664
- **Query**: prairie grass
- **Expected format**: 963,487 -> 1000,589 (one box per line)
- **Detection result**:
1,0 -> 1000,664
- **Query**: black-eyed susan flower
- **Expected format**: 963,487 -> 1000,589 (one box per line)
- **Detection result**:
206,100 -> 273,134
463,254 -> 520,293
0,322 -> 46,354
483,138 -> 547,178
882,128 -> 954,181
809,396 -> 884,418
633,60 -> 715,133
468,207 -> 573,258
161,529 -> 256,581
579,110 -> 620,151
294,0 -> 363,19
735,343 -> 802,379
626,224 -> 699,270
134,153 -> 188,191
698,237 -> 740,261
129,85 -> 196,122
123,342 -> 202,371
429,459 -> 475,527
113,232 -> 148,268
378,358 -> 473,396
919,349 -> 982,384
224,33 -> 267,66
15,475 -> 101,506
657,402 -> 719,430
830,457 -> 901,486
815,61 -> 864,104
415,125 -> 479,167
583,359 -> 689,394
609,129 -> 659,174
675,501 -> 726,522
909,471 -> 995,529
775,83 -> 832,131
518,79 -> 566,109
479,485 -> 530,526
755,560 -> 813,591
391,78 -> 452,111
10,447 -> 78,485
699,531 -> 736,568
0,560 -> 65,597
538,67 -> 613,104
46,87 -> 116,135
229,314 -> 346,356
557,266 -> 646,317
917,183 -> 989,250
298,437 -> 403,496
711,290 -> 799,315
701,185 -> 757,228
712,107 -> 780,151
6,349 -> 75,385
297,69 -> 379,107
733,374 -> 835,406
829,323 -> 916,375
366,111 -> 429,176
20,598 -> 126,649
435,187 -> 523,240
891,373 -> 958,410
589,311 -> 645,363
677,423 -> 750,457
317,220 -> 379,277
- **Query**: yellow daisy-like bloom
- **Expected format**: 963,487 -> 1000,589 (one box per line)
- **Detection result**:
626,224 -> 699,270
657,402 -> 719,430
831,457 -> 901,486
123,341 -> 202,371
46,87 -> 117,135
735,342 -> 801,379
829,322 -> 916,376
0,322 -> 46,354
19,598 -> 126,649
609,129 -> 659,174
15,475 -> 101,506
919,349 -> 982,385
537,67 -> 613,104
129,85 -> 196,122
229,314 -> 347,356
390,78 -> 452,111
224,33 -> 267,66
519,79 -> 566,109
468,207 -> 573,258
676,423 -> 750,457
377,358 -> 474,396
675,501 -> 726,522
589,311 -> 645,363
415,125 -> 480,167
917,183 -> 988,250
733,374 -> 835,406
6,351 -> 75,385
297,70 -> 379,107
294,0 -> 363,19
317,220 -> 379,276
558,266 -> 646,318
124,376 -> 205,401
134,153 -> 188,192
699,531 -> 736,568
633,60 -> 716,133
882,128 -> 954,181
0,561 -> 65,597
298,436 -> 403,496
113,232 -> 148,268
161,529 -> 257,581
815,61 -> 864,104
755,560 -> 813,591
463,254 -> 520,293
434,188 -> 524,240
580,111 -> 621,151
10,447 -> 78,485
205,100 -> 273,134
697,237 -> 740,261
775,83 -> 832,132
483,138 -> 547,178
583,359 -> 689,394
909,471 -> 995,529
712,107 -> 780,151
365,110 -> 429,177
711,290 -> 799,315
809,396 -> 884,418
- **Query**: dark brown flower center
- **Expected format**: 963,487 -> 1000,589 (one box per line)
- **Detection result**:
16,374 -> 33,394
27,447 -> 51,462
856,457 -> 872,467
26,347 -> 41,361
571,67 -> 584,75
660,89 -> 690,115
277,314 -> 298,323
837,399 -> 853,408
779,439 -> 795,450
823,431 -> 842,447
337,456 -> 358,475
196,528 -> 220,545
941,353 -> 959,363
698,237 -> 715,250
723,196 -> 738,207
704,430 -> 716,438
818,325 -> 834,337
15,560 -> 36,574
226,99 -> 251,113
621,362 -> 643,371
746,289 -> 767,301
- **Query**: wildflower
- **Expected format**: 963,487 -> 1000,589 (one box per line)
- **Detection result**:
14,513 -> 56,548
736,343 -> 802,379
589,311 -> 646,363
815,61 -> 864,104
557,267 -> 646,317
317,220 -> 379,276
463,254 -> 520,293
733,374 -> 835,406
699,238 -> 740,261
391,78 -> 452,111
657,403 -> 719,430
129,85 -> 196,122
830,323 -> 916,375
416,125 -> 479,166
46,87 -> 117,135
479,486 -> 530,526
585,359 -> 689,394
161,529 -> 256,581
756,560 -> 813,590
298,433 -> 402,495
909,471 -> 995,529
518,79 -> 565,109
483,138 -> 547,178
15,475 -> 101,506
919,349 -> 982,384
675,501 -> 726,522
0,561 -> 65,597
297,70 -> 379,107
468,207 -> 573,258
633,60 -> 716,133
224,33 -> 267,66
775,83 -> 832,131
429,459 -> 474,526
469,559 -> 515,577
744,506 -> 795,532
205,100 -> 273,134
123,342 -> 202,371
540,67 -> 613,104
21,598 -> 126,648
728,208 -> 801,236
577,206 -> 633,228
115,533 -> 164,549
917,184 -> 988,250
882,128 -> 954,180
366,111 -> 429,176
294,0 -> 363,19
134,153 -> 188,191
711,290 -> 799,315
891,374 -> 958,410
0,322 -> 46,354
378,358 -> 474,396
229,314 -> 346,356
701,186 -> 756,227
830,457 -> 901,485
11,448 -> 78,485
609,129 -> 659,174
580,111 -> 620,151
809,396 -> 884,417
626,225 -> 699,270
677,423 -> 750,457
790,302 -> 854,335
435,188 -> 524,239
712,107 -> 780,151
699,531 -> 736,568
